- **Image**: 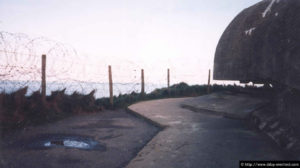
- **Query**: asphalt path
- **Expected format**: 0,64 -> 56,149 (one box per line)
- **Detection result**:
0,109 -> 159,168
127,98 -> 288,168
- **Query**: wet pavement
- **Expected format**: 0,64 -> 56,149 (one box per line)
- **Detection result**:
0,94 -> 291,168
181,91 -> 269,119
0,109 -> 160,168
24,134 -> 106,150
127,97 -> 288,168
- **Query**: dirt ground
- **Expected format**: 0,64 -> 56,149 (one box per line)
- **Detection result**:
0,109 -> 160,168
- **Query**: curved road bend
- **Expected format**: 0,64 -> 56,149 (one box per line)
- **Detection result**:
127,98 -> 287,168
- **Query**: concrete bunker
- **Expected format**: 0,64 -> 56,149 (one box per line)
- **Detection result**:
214,0 -> 300,88
214,0 -> 300,152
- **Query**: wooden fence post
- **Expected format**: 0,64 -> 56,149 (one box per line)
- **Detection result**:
108,65 -> 113,106
207,69 -> 211,94
167,68 -> 170,89
141,69 -> 145,95
41,54 -> 46,101
167,68 -> 170,95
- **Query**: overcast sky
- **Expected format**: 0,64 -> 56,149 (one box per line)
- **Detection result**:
0,0 -> 261,84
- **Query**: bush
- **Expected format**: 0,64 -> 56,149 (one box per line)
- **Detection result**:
0,88 -> 98,136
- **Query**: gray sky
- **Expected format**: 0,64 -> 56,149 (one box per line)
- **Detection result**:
0,0 -> 261,84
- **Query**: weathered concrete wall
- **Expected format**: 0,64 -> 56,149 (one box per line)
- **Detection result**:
214,0 -> 300,90
250,89 -> 300,157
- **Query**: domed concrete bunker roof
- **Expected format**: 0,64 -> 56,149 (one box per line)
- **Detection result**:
214,0 -> 300,89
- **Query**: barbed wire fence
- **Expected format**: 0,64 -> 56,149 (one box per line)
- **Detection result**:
0,31 -> 212,103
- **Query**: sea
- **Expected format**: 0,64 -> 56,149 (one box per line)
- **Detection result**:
0,81 -> 166,98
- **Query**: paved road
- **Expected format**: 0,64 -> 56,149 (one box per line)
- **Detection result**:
181,92 -> 269,119
127,98 -> 287,168
0,110 -> 159,168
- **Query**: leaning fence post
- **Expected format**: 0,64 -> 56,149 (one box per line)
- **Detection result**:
108,65 -> 113,106
207,69 -> 211,94
141,69 -> 145,95
41,54 -> 46,101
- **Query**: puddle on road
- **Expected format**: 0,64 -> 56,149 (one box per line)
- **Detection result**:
44,139 -> 91,149
25,134 -> 106,151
